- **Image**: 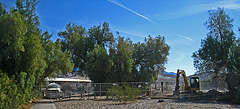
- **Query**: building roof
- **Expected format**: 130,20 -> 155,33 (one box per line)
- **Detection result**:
46,77 -> 91,83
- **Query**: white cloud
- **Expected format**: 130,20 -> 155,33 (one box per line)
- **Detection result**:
155,0 -> 240,20
208,0 -> 240,10
107,0 -> 156,24
186,0 -> 240,14
175,34 -> 195,42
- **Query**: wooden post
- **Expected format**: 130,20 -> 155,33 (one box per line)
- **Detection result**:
161,82 -> 163,93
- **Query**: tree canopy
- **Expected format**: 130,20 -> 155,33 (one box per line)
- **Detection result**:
0,1 -> 73,108
193,8 -> 235,74
60,22 -> 170,83
0,0 -> 170,107
132,36 -> 170,82
192,8 -> 240,93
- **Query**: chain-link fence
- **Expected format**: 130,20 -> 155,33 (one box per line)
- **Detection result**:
34,80 -> 228,101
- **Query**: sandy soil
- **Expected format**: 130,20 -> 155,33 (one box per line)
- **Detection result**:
54,99 -> 240,109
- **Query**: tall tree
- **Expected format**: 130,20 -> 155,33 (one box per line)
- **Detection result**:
88,22 -> 115,47
59,22 -> 115,73
59,22 -> 170,83
15,0 -> 47,91
0,3 -> 7,16
59,23 -> 87,72
0,0 -> 74,106
0,0 -> 46,104
112,36 -> 134,82
86,36 -> 134,83
132,36 -> 170,82
41,31 -> 74,81
0,9 -> 26,78
192,8 -> 237,91
86,45 -> 113,83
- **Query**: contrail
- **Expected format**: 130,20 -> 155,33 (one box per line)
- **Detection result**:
108,0 -> 156,24
175,34 -> 195,42
119,31 -> 146,38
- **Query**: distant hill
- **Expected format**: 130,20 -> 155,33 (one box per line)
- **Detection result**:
156,71 -> 176,82
164,71 -> 176,75
157,71 -> 212,82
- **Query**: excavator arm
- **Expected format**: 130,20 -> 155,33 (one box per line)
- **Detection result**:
176,69 -> 190,90
174,69 -> 190,95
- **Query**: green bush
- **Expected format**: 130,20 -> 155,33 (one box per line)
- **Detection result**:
108,84 -> 140,102
0,72 -> 39,109
0,73 -> 22,109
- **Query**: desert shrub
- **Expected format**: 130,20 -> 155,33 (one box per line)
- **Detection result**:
108,84 -> 140,102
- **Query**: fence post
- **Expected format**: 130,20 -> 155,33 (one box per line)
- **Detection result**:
39,85 -> 41,102
161,82 -> 163,93
100,83 -> 102,97
155,83 -> 156,90
94,84 -> 96,99
166,82 -> 168,91
87,83 -> 89,100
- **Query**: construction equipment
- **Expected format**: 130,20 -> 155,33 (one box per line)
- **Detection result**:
173,69 -> 200,96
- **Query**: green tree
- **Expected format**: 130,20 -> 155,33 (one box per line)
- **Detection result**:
0,3 -> 7,16
229,38 -> 240,74
59,23 -> 88,72
59,22 -> 169,83
229,39 -> 240,103
0,11 -> 26,77
192,8 -> 238,91
41,31 -> 74,81
0,0 -> 74,107
88,22 -> 115,47
111,36 -> 134,82
59,22 -> 115,73
0,73 -> 22,109
0,8 -> 39,106
132,36 -> 170,82
15,1 -> 47,101
86,45 -> 113,83
16,0 -> 40,30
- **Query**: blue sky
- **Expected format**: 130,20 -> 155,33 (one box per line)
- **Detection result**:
2,0 -> 240,75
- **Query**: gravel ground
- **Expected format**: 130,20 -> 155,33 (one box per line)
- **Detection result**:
54,99 -> 240,109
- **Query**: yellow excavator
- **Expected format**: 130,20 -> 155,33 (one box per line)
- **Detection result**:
173,69 -> 200,96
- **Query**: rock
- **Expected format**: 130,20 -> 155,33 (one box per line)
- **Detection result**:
158,98 -> 164,103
